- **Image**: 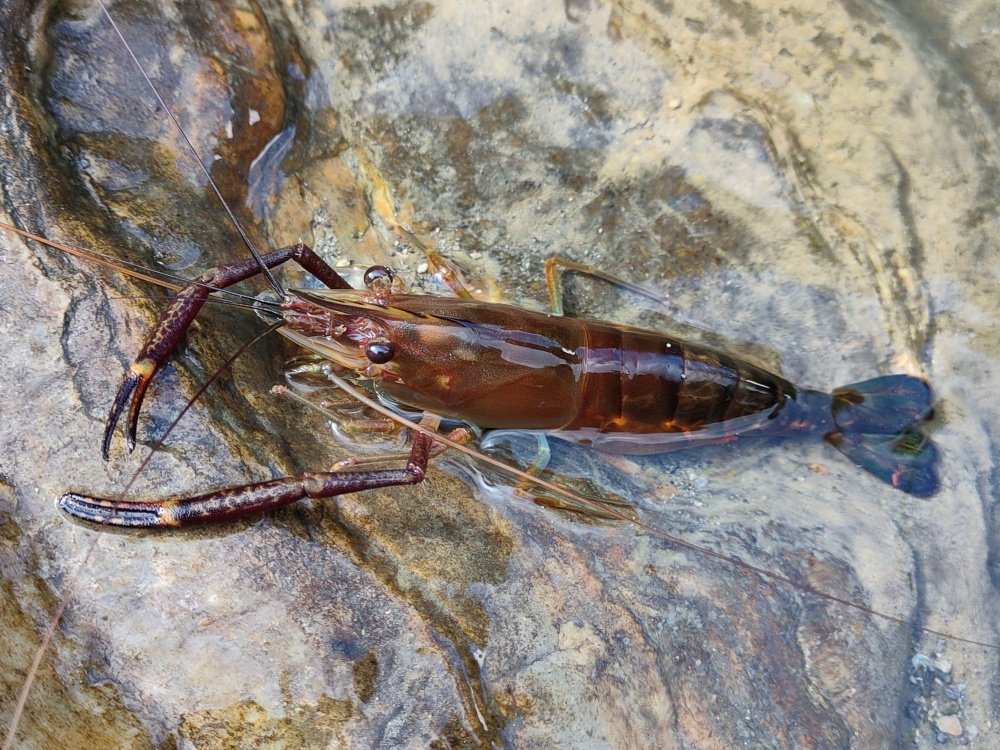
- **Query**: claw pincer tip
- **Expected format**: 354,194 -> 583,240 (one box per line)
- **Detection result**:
58,493 -> 166,528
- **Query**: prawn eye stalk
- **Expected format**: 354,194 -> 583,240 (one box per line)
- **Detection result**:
363,265 -> 393,289
365,339 -> 395,364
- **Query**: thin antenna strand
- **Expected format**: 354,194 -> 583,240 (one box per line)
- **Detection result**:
0,220 -> 264,306
3,322 -> 284,749
323,371 -> 1000,651
95,0 -> 285,298
117,323 -> 284,499
1,534 -> 102,750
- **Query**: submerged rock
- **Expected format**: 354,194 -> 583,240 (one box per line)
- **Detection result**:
0,0 -> 998,747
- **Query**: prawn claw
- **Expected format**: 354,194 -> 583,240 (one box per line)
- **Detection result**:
59,492 -> 165,528
102,358 -> 157,459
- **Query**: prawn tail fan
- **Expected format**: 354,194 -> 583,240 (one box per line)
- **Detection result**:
824,375 -> 938,497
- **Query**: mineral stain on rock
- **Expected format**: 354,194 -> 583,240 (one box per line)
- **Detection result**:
177,696 -> 352,749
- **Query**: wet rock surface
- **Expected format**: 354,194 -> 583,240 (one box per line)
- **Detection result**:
1,0 -> 999,747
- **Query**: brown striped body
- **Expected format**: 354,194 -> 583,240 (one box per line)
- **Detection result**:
286,291 -> 810,453
563,320 -> 793,431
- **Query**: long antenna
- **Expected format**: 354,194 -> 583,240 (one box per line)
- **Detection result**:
0,220 -> 266,306
3,7 -> 291,745
95,0 -> 285,298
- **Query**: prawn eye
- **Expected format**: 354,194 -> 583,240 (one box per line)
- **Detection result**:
363,265 -> 393,288
365,340 -> 395,364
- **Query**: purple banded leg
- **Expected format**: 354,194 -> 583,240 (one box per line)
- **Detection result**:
104,243 -> 350,459
61,429 -> 434,528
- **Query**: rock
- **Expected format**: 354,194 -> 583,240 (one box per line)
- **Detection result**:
935,715 -> 963,737
1,0 -> 999,747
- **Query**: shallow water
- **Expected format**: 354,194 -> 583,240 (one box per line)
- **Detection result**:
0,0 -> 998,747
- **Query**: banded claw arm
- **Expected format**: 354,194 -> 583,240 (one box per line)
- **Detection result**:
64,428 -> 433,528
102,243 -> 351,459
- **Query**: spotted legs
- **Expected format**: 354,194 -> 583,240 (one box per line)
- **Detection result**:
102,243 -> 350,459
60,427 -> 434,528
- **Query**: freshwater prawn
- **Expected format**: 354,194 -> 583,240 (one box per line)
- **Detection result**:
2,0 -> 995,747
58,242 -> 938,527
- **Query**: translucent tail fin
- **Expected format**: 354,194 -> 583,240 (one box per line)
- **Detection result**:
825,375 -> 938,497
